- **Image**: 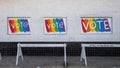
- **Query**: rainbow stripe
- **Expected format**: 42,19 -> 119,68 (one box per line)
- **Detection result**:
81,18 -> 111,33
44,18 -> 66,33
8,18 -> 30,33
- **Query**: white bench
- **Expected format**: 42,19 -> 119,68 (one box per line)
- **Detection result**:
16,43 -> 67,66
80,43 -> 120,66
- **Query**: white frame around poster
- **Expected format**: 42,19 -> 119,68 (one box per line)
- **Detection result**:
80,17 -> 112,34
44,17 -> 67,34
7,17 -> 31,35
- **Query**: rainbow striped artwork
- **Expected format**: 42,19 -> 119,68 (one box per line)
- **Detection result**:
44,17 -> 67,34
81,17 -> 112,33
8,17 -> 30,34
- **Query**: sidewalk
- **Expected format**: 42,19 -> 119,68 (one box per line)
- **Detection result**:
0,56 -> 120,68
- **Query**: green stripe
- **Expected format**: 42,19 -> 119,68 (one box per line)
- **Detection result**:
53,19 -> 58,32
92,18 -> 99,32
18,19 -> 23,32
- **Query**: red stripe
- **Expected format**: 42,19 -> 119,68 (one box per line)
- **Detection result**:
8,20 -> 16,33
81,19 -> 90,33
45,19 -> 51,32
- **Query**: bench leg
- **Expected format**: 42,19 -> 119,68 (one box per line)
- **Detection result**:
16,43 -> 24,65
64,46 -> 67,66
0,53 -> 1,60
80,46 -> 87,66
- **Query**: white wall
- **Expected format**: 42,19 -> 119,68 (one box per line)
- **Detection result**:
0,0 -> 120,42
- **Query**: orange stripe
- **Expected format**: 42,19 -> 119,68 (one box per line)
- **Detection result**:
88,18 -> 95,32
50,19 -> 55,32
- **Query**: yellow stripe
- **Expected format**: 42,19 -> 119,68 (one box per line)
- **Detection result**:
14,19 -> 20,32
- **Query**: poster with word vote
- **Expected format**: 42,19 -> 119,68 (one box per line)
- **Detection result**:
8,17 -> 30,34
81,17 -> 112,34
44,17 -> 67,34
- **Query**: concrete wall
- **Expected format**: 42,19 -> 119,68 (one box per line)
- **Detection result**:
0,0 -> 120,42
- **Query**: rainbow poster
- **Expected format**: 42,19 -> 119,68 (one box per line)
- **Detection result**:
8,17 -> 30,34
81,17 -> 112,33
44,17 -> 67,34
